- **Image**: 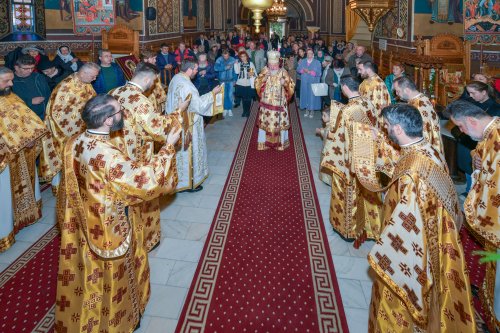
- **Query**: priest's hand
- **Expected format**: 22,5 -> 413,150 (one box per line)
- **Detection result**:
315,128 -> 323,137
473,154 -> 482,171
167,128 -> 182,146
32,96 -> 45,105
179,99 -> 190,112
212,85 -> 222,94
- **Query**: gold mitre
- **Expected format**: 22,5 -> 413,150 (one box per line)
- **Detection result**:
267,50 -> 280,64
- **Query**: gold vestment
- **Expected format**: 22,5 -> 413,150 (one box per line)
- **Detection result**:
359,75 -> 391,130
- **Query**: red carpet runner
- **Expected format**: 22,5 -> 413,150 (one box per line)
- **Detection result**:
176,103 -> 349,333
0,226 -> 59,333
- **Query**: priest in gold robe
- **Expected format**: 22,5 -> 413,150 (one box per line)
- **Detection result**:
366,104 -> 476,333
393,76 -> 445,158
357,60 -> 391,130
449,100 -> 500,333
110,62 -> 186,251
0,67 -> 51,252
166,59 -> 222,192
141,50 -> 167,115
55,94 -> 181,333
255,50 -> 295,151
319,75 -> 382,245
39,62 -> 99,192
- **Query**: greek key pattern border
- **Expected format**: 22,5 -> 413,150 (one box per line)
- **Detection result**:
0,225 -> 59,288
290,103 -> 345,333
179,102 -> 257,332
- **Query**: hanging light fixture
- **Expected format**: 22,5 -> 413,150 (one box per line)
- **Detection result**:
266,0 -> 287,19
242,0 -> 274,33
348,0 -> 395,32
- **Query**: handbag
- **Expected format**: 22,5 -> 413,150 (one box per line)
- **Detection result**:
311,83 -> 328,97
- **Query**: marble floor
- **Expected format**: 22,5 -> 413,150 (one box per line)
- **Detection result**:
2,106 -> 388,333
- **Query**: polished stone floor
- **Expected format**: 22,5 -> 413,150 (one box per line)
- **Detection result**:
0,105 -> 465,333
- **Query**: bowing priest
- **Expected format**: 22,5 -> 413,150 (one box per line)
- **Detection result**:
0,67 -> 54,252
393,76 -> 444,157
449,100 -> 500,333
39,62 -> 99,195
254,50 -> 295,151
357,60 -> 391,130
55,94 -> 181,333
140,50 -> 167,115
319,75 -> 381,247
166,59 -> 222,192
110,62 -> 188,252
366,104 -> 476,333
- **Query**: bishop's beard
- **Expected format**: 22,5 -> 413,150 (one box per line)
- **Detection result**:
0,87 -> 12,96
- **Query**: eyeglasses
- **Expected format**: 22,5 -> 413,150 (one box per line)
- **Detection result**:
19,66 -> 35,71
107,110 -> 122,118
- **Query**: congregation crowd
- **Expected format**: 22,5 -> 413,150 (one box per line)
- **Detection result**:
0,29 -> 499,333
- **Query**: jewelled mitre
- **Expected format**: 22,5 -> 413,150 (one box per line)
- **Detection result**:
267,50 -> 280,65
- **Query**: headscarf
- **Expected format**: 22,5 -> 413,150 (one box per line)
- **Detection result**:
57,46 -> 78,72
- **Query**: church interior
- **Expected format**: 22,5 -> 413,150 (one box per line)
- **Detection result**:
0,0 -> 499,332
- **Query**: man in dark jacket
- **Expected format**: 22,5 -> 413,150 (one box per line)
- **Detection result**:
157,43 -> 177,85
38,57 -> 72,91
92,49 -> 126,94
12,55 -> 51,119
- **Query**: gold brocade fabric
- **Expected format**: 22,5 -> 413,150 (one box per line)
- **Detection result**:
145,77 -> 167,116
255,67 -> 295,150
368,141 -> 476,333
320,96 -> 382,239
55,131 -> 178,333
408,94 -> 445,158
0,94 -> 47,251
359,75 -> 391,130
110,83 -> 182,251
40,74 -> 96,182
0,93 -> 49,172
464,117 -> 500,332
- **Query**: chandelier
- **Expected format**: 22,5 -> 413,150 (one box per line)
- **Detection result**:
266,0 -> 287,18
242,0 -> 274,33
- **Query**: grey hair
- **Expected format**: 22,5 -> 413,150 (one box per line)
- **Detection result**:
381,103 -> 423,138
0,66 -> 14,75
79,62 -> 101,72
180,59 -> 197,72
446,99 -> 489,120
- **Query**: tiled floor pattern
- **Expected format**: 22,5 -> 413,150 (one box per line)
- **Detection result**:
0,105 -> 468,333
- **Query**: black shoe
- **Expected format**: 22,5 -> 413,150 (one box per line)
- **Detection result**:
179,185 -> 204,193
233,103 -> 240,108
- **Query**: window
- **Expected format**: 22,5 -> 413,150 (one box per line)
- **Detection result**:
11,0 -> 35,33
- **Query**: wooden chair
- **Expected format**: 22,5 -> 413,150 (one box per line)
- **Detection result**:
101,24 -> 140,58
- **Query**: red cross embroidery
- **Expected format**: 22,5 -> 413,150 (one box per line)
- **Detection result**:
54,320 -> 68,333
74,140 -> 85,158
441,243 -> 460,260
60,243 -> 77,260
446,269 -> 466,292
413,265 -> 427,286
399,212 -> 420,234
477,215 -> 494,227
89,154 -> 106,171
58,269 -> 75,286
375,252 -> 395,275
109,164 -> 125,180
133,171 -> 150,189
113,263 -> 127,281
82,317 -> 99,333
454,301 -> 472,324
89,224 -> 104,240
402,284 -> 422,311
87,268 -> 104,284
112,287 -> 127,304
388,233 -> 408,254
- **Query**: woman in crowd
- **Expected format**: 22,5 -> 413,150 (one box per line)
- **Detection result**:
465,80 -> 500,115
297,48 -> 322,118
54,45 -> 83,73
384,62 -> 406,103
234,51 -> 256,118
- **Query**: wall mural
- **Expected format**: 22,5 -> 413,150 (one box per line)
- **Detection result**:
415,0 -> 463,23
184,0 -> 197,29
374,0 -> 409,40
45,0 -> 142,32
149,0 -> 181,35
72,0 -> 115,34
464,0 -> 499,44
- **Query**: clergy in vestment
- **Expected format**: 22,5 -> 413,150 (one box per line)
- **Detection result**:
254,50 -> 295,151
55,94 -> 181,333
367,104 -> 475,333
357,60 -> 391,130
319,75 -> 382,244
110,62 -> 186,251
140,50 -> 167,115
449,100 -> 500,333
0,67 -> 50,252
39,63 -> 99,193
166,59 -> 222,192
393,76 -> 445,158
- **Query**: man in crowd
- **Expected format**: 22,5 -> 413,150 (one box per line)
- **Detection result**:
37,57 -> 72,91
195,34 -> 210,54
214,49 -> 237,117
194,53 -> 217,124
166,59 -> 222,192
347,45 -> 373,74
318,75 -> 381,246
247,40 -> 267,74
368,104 -> 476,332
110,62 -> 187,252
12,54 -> 51,120
357,60 -> 391,129
157,43 -> 177,85
40,62 -> 99,193
254,51 -> 295,151
93,49 -> 126,94
393,76 -> 444,157
449,100 -> 499,333
55,94 -> 181,333
0,67 -> 53,252
174,42 -> 195,67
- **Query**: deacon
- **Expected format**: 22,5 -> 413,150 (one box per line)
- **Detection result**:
318,75 -> 381,246
254,50 -> 295,151
110,62 -> 187,251
357,60 -> 391,129
0,67 -> 52,252
393,76 -> 444,157
166,59 -> 222,192
39,62 -> 99,193
55,94 -> 181,333
449,100 -> 499,333
367,104 -> 476,333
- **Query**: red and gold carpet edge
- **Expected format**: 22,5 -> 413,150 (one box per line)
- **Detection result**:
176,102 -> 349,333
